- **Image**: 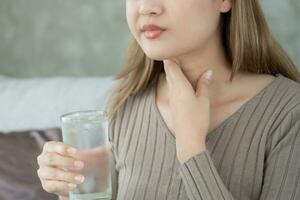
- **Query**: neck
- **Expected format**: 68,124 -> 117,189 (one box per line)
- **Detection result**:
173,34 -> 233,89
159,36 -> 245,105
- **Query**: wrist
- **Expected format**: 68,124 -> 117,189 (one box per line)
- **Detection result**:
176,141 -> 206,164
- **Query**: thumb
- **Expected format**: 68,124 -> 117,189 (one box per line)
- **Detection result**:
195,70 -> 213,97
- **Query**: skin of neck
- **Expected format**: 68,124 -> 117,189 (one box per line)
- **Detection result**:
160,32 -> 245,105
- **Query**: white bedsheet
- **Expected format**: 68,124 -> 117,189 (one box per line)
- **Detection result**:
0,75 -> 117,133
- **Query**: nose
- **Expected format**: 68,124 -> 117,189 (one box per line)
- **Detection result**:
139,0 -> 163,16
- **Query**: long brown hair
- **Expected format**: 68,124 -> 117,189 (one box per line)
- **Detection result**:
105,0 -> 300,122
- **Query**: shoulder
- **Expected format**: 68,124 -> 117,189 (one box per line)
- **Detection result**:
267,74 -> 300,135
125,82 -> 154,113
109,81 -> 154,129
247,73 -> 300,118
276,74 -> 300,110
108,82 -> 154,144
245,73 -> 300,136
275,80 -> 300,128
264,75 -> 300,154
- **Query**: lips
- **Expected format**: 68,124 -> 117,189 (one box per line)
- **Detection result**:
141,24 -> 166,32
141,24 -> 166,39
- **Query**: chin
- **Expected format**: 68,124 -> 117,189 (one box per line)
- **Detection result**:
145,54 -> 166,61
142,47 -> 177,61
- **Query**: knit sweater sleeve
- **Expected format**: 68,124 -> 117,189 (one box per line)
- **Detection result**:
109,148 -> 119,200
259,107 -> 300,199
108,116 -> 119,200
178,107 -> 300,200
178,150 -> 235,200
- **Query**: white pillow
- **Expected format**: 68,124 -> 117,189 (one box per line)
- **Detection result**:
0,75 -> 117,133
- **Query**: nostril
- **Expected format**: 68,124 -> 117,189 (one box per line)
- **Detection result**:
139,4 -> 162,16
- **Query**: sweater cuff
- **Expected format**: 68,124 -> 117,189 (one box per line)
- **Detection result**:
178,150 -> 234,200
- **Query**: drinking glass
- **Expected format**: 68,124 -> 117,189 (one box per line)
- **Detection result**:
60,110 -> 112,200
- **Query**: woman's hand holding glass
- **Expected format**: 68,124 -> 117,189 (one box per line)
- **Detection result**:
37,141 -> 85,198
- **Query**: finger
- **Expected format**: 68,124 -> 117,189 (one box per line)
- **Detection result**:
37,166 -> 85,185
37,152 -> 84,170
41,179 -> 76,196
163,59 -> 192,90
164,61 -> 180,99
196,70 -> 213,98
43,141 -> 77,157
59,195 -> 70,200
163,60 -> 183,82
59,195 -> 69,200
163,60 -> 176,83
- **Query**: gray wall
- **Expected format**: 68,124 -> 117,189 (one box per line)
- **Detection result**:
0,0 -> 299,78
261,0 -> 300,69
0,0 -> 130,77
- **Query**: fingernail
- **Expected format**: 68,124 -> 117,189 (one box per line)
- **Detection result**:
204,70 -> 213,81
75,175 -> 85,184
68,147 -> 77,155
68,183 -> 77,190
74,160 -> 84,169
56,146 -> 64,153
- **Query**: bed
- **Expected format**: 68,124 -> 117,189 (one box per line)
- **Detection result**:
0,75 -> 116,199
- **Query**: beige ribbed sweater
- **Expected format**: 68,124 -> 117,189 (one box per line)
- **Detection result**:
108,73 -> 300,200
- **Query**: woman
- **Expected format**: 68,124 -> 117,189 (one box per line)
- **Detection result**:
37,0 -> 300,199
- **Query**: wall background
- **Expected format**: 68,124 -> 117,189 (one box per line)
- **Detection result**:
0,0 -> 299,78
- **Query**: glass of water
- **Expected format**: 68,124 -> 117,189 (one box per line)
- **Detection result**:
60,110 -> 112,200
